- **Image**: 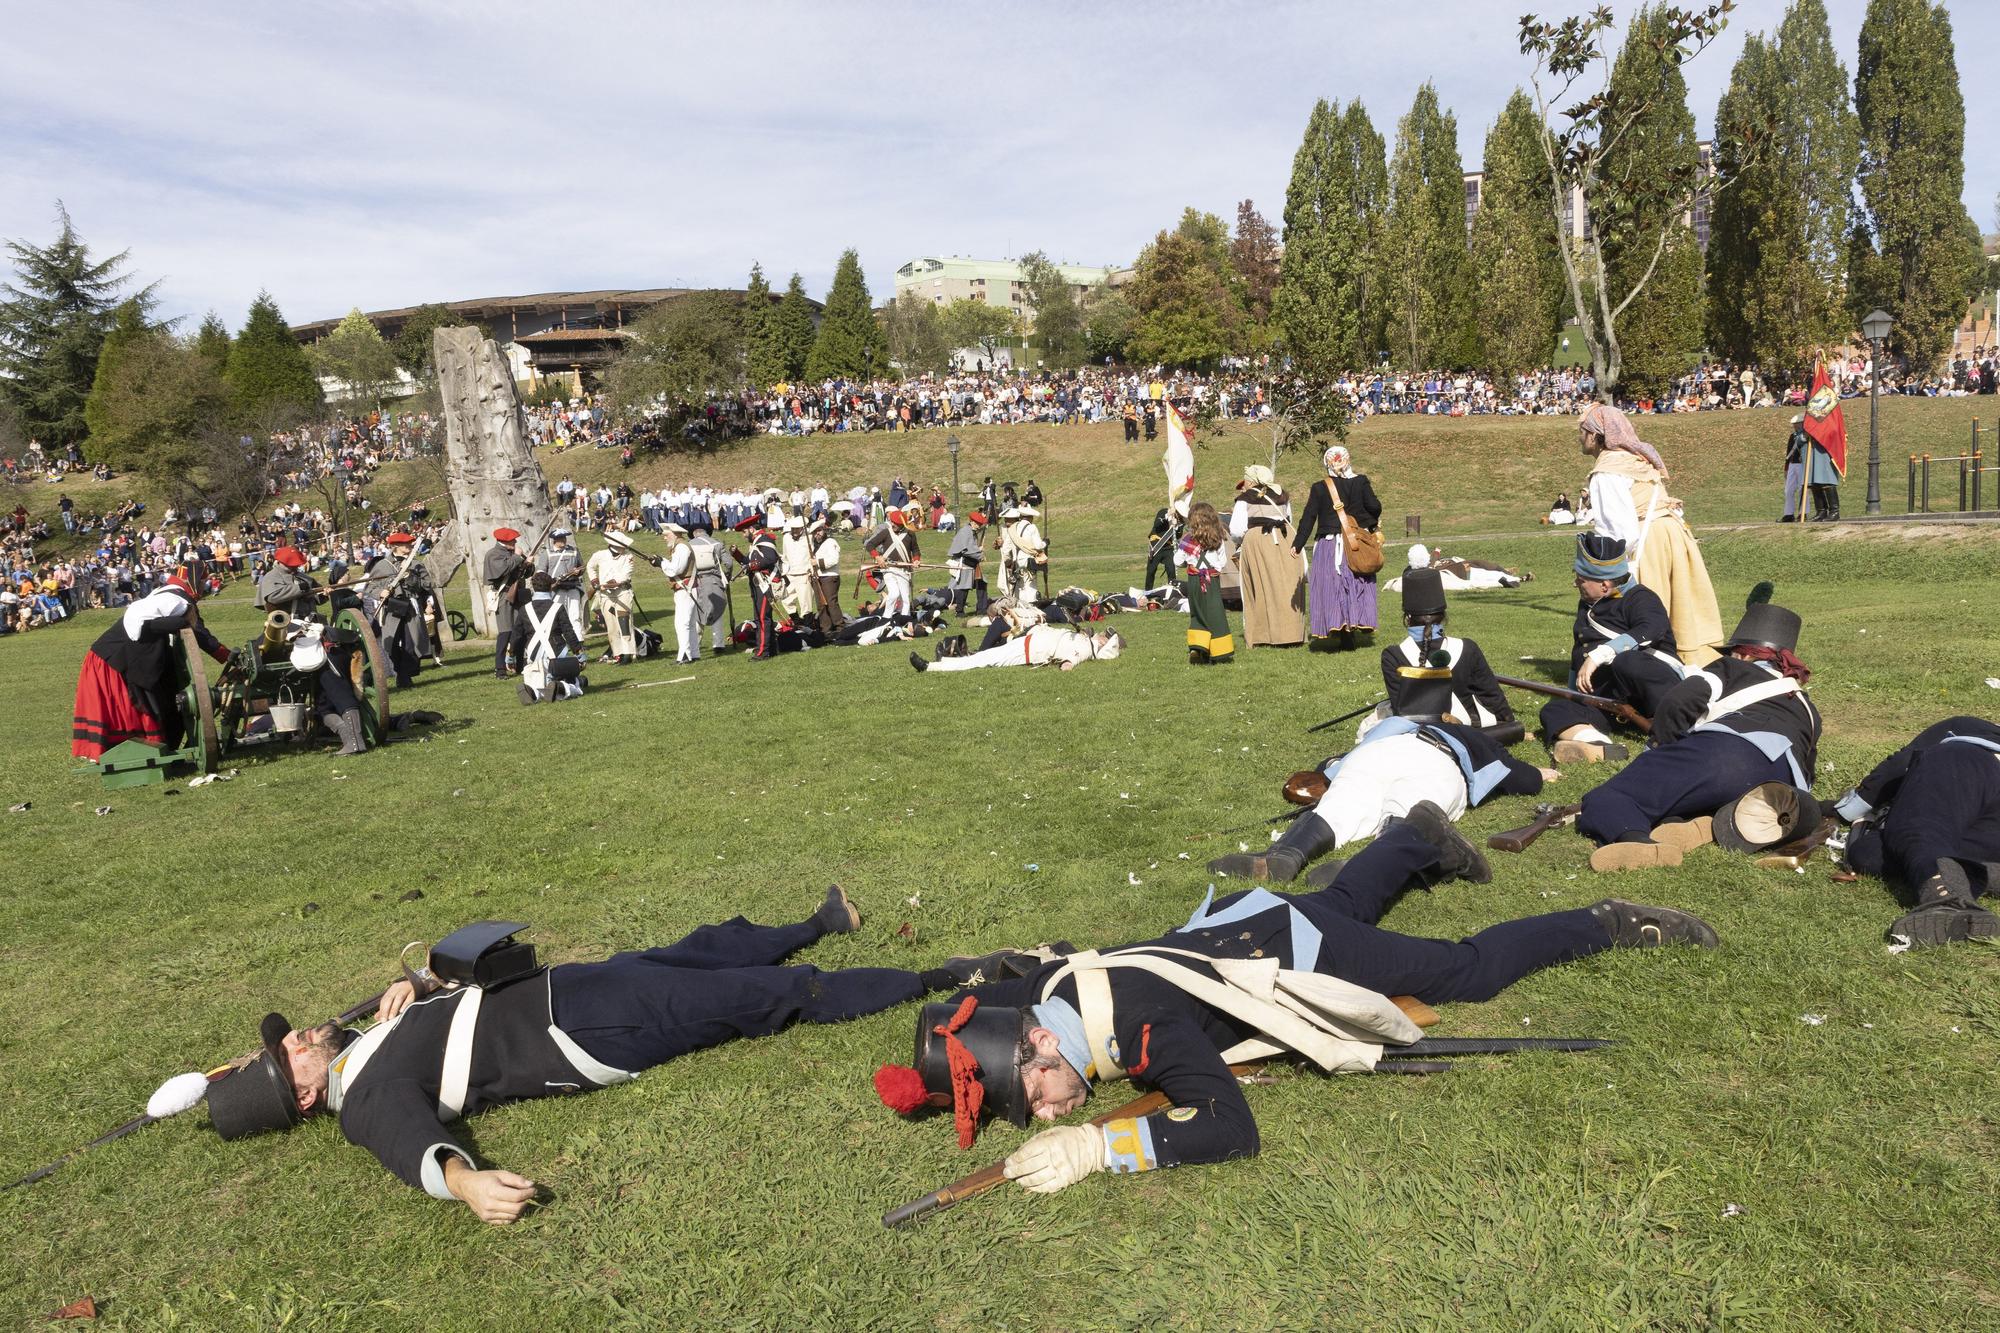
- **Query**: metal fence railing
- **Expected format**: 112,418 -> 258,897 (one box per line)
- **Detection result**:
1906,419 -> 1997,514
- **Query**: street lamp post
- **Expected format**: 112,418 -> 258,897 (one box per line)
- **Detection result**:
1861,307 -> 1892,515
946,433 -> 962,513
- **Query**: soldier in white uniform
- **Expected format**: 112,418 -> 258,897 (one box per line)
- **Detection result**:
810,516 -> 844,632
779,517 -> 820,623
659,524 -> 700,663
536,528 -> 585,639
586,540 -> 638,664
998,505 -> 1046,606
864,511 -> 920,621
910,625 -> 1122,673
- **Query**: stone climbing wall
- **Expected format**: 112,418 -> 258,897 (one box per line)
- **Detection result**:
433,326 -> 553,635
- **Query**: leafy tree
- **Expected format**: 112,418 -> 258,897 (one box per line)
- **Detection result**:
743,263 -> 786,387
83,298 -> 155,445
79,329 -> 229,493
1706,3 -> 1859,377
884,291 -> 950,377
605,290 -> 746,415
1599,10 -> 1707,395
225,291 -> 322,422
1339,102 -> 1393,361
193,311 -> 232,374
1473,91 -> 1568,376
1128,208 -> 1245,368
772,273 -> 817,380
804,249 -> 883,381
1519,4 -> 1747,398
1381,83 -> 1478,368
1230,200 -> 1282,345
311,308 -> 402,407
942,298 -> 1020,372
392,303 -> 464,379
1017,251 -> 1086,370
1851,0 -> 1981,363
1081,285 -> 1135,364
0,202 -> 154,446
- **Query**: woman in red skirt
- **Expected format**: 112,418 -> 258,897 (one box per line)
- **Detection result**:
72,568 -> 230,760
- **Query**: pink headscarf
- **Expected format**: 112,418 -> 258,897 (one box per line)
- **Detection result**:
1579,404 -> 1668,476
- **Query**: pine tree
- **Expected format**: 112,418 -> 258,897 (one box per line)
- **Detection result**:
773,274 -> 817,381
80,329 -> 228,486
1273,100 -> 1362,370
1706,1 -> 1858,378
0,202 -> 153,446
1381,84 -> 1477,367
1853,0 -> 1980,363
743,263 -> 785,388
1473,91 -> 1567,377
193,311 -> 232,374
82,298 -> 154,445
1598,8 -> 1707,396
804,250 -> 882,381
226,292 -> 321,423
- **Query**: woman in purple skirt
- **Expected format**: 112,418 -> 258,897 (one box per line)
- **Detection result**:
1291,444 -> 1382,647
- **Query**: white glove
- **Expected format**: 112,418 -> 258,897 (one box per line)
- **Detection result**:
1003,1125 -> 1106,1194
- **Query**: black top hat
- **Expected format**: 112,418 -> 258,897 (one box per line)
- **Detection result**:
915,1000 -> 1030,1130
206,1013 -> 303,1141
1401,567 -> 1446,618
1726,603 -> 1801,653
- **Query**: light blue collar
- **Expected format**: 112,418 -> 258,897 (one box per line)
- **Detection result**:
1030,998 -> 1095,1084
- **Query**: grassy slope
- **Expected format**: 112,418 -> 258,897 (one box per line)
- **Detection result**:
1,401 -> 1996,1330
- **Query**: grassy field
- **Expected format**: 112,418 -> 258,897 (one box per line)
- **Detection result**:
2,401 -> 1997,1329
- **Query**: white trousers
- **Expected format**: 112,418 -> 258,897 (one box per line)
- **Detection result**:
929,629 -> 1060,672
880,569 -> 912,618
673,588 -> 698,661
556,589 -> 585,638
595,589 -> 636,656
1311,735 -> 1468,847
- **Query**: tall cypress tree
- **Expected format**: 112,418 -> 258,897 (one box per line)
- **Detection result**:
743,263 -> 785,388
226,292 -> 321,422
1853,0 -> 1979,362
1339,102 -> 1391,364
1600,7 -> 1706,396
1473,90 -> 1566,376
1381,84 -> 1476,367
0,203 -> 152,446
773,274 -> 817,381
1273,99 -> 1359,371
804,250 -> 882,381
1707,1 -> 1858,377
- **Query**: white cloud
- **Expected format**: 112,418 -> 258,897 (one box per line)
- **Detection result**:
2,0 -> 1991,327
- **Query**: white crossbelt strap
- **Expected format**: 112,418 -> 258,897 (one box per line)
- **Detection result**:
1698,673 -> 1799,725
437,986 -> 484,1119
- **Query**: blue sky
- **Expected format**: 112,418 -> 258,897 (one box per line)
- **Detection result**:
3,0 -> 1993,330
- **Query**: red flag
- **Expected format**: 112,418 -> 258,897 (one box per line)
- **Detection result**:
1802,360 -> 1847,477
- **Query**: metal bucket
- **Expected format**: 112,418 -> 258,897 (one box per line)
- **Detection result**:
268,685 -> 306,733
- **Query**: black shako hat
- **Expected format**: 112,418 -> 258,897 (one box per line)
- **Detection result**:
1726,603 -> 1802,653
206,1013 -> 304,1140
874,998 -> 1030,1149
1401,567 -> 1446,619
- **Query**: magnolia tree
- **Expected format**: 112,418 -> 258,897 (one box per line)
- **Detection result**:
1520,2 -> 1763,397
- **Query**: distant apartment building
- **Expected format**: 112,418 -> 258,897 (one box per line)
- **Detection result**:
892,256 -> 1120,326
1461,139 -> 1714,248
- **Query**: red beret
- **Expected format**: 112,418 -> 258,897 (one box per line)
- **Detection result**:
969,512 -> 988,526
273,546 -> 306,569
493,527 -> 520,543
889,510 -> 905,525
385,532 -> 415,546
731,514 -> 763,533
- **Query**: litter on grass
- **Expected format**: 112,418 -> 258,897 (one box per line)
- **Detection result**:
1800,1014 -> 1827,1026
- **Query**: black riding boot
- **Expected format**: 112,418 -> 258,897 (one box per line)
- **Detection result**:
1207,812 -> 1338,883
493,630 -> 513,677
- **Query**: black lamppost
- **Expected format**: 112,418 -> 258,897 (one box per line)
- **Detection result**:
1862,308 -> 1891,515
946,433 -> 962,512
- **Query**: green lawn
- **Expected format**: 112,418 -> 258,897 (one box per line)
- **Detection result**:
2,402 -> 1996,1329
